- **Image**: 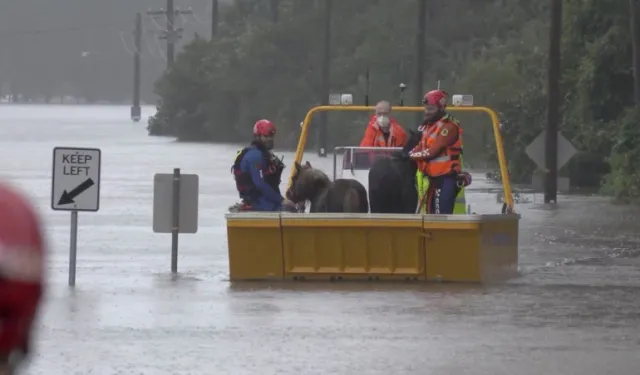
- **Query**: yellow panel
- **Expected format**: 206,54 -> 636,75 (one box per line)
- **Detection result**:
226,213 -> 284,281
281,213 -> 423,228
281,214 -> 424,281
424,229 -> 482,282
478,214 -> 520,282
423,221 -> 480,230
227,219 -> 280,228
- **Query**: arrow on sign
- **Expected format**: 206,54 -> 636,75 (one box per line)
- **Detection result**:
58,178 -> 95,205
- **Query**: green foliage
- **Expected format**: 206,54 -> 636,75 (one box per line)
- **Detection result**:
149,0 -> 640,199
601,106 -> 640,201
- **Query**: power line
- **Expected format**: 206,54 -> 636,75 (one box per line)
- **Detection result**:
147,1 -> 193,69
0,21 -> 131,37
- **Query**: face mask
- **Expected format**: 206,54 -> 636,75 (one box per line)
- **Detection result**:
376,115 -> 390,128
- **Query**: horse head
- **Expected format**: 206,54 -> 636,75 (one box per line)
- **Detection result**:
286,161 -> 331,203
385,129 -> 420,178
403,130 -> 422,154
368,130 -> 421,214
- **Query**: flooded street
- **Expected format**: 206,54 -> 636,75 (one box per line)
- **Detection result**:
1,105 -> 639,375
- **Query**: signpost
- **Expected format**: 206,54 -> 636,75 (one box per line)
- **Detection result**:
51,147 -> 101,287
153,169 -> 199,274
525,131 -> 577,170
525,131 -> 577,193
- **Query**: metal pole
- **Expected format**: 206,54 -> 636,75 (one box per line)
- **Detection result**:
171,168 -> 181,273
544,0 -> 562,203
332,149 -> 338,180
270,0 -> 279,22
365,66 -> 370,106
631,0 -> 640,104
131,12 -> 142,122
211,0 -> 219,38
414,0 -> 426,123
147,5 -> 191,69
166,0 -> 175,68
317,0 -> 332,157
69,211 -> 78,287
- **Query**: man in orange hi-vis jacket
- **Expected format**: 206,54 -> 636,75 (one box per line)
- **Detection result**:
409,89 -> 470,214
347,100 -> 408,168
360,100 -> 408,148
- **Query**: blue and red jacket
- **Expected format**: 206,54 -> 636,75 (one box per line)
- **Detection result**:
231,141 -> 285,211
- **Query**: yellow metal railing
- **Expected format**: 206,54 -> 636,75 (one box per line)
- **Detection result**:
288,105 -> 514,212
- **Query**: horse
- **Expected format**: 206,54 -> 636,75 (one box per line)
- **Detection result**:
286,161 -> 369,213
368,130 -> 422,213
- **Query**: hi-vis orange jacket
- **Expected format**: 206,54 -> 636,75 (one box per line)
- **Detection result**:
411,114 -> 463,177
360,115 -> 408,148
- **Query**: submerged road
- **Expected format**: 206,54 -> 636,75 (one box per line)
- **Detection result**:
0,105 -> 639,375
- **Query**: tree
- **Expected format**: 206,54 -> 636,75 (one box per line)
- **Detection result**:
149,0 -> 640,199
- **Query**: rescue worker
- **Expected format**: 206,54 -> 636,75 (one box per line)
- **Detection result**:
0,182 -> 46,375
231,119 -> 295,211
360,101 -> 408,148
348,100 -> 409,169
410,90 -> 470,214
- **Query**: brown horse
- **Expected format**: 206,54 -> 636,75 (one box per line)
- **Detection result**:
286,161 -> 368,213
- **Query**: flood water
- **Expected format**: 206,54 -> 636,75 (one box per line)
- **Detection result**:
1,105 -> 639,375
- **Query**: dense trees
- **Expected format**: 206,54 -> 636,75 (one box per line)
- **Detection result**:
148,0 -> 640,200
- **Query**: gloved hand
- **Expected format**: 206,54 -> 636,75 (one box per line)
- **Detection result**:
456,172 -> 472,187
408,149 -> 429,160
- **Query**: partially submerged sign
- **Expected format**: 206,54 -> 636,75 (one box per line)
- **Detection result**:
525,131 -> 577,170
153,172 -> 199,234
50,146 -> 102,286
51,147 -> 101,211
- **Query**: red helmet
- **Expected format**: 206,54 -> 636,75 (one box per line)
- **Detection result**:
253,119 -> 276,136
423,90 -> 448,108
0,182 -> 45,364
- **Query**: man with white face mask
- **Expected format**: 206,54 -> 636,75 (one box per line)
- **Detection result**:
360,101 -> 408,148
346,100 -> 409,170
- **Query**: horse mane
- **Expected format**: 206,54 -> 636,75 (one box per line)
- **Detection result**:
298,168 -> 330,193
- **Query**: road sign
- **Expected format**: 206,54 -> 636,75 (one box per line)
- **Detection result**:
153,172 -> 199,234
525,131 -> 577,169
51,147 -> 101,212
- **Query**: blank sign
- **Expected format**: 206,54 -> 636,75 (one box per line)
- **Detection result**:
153,173 -> 199,234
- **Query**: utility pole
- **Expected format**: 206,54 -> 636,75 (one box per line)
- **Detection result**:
211,0 -> 219,38
544,0 -> 562,203
317,0 -> 332,157
270,0 -> 280,22
631,0 -> 640,105
147,0 -> 193,69
131,12 -> 142,122
414,0 -> 427,124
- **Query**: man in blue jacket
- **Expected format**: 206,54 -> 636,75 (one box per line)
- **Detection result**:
231,119 -> 295,211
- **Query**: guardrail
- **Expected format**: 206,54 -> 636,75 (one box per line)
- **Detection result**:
332,146 -> 401,180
